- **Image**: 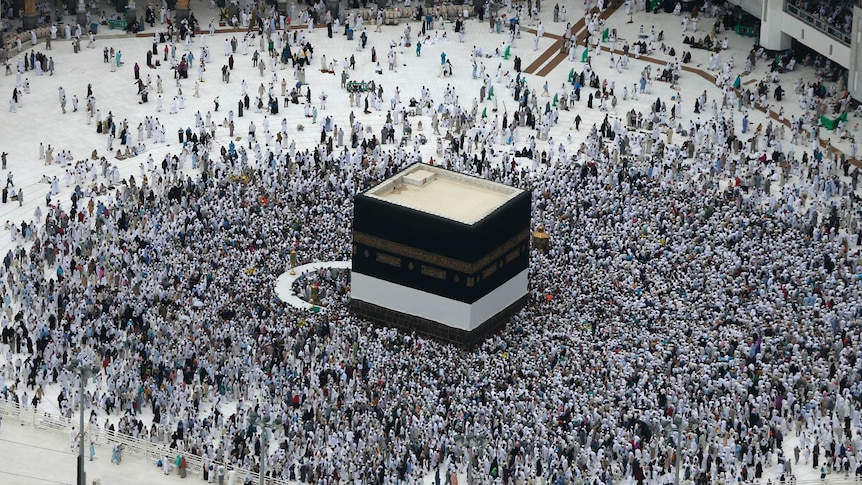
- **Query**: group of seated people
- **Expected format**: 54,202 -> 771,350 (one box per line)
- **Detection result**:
683,34 -> 727,51
115,143 -> 146,160
655,43 -> 693,64
657,67 -> 677,83
630,39 -> 653,57
771,52 -> 797,73
513,146 -> 534,160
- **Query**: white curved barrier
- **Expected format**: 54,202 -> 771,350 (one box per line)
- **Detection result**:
273,261 -> 352,310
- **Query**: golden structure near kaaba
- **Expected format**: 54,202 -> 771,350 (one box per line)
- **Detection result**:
532,225 -> 550,251
351,163 -> 531,348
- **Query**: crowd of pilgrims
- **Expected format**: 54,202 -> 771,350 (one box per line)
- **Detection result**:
785,0 -> 854,38
3,1 -> 862,484
2,101 -> 862,485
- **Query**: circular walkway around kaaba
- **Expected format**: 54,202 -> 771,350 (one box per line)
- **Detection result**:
273,261 -> 351,309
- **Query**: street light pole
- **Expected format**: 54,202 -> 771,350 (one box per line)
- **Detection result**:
79,369 -> 85,485
68,361 -> 98,485
249,411 -> 281,485
260,428 -> 266,485
673,417 -> 682,485
454,433 -> 489,485
672,413 -> 693,485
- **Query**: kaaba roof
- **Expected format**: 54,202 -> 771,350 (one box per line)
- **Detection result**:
364,164 -> 524,225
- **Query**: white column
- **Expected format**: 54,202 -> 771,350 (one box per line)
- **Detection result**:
850,6 -> 862,100
77,0 -> 88,26
759,0 -> 792,51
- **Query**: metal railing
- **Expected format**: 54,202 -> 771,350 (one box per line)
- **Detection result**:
0,398 -> 294,485
785,3 -> 852,45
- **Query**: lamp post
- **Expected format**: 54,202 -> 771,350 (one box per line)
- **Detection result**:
454,433 -> 489,485
248,411 -> 282,485
67,360 -> 99,485
669,413 -> 697,485
673,416 -> 682,485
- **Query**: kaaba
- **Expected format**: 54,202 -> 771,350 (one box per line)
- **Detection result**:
351,163 -> 531,348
